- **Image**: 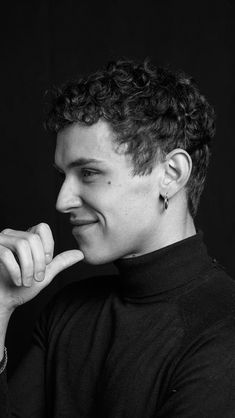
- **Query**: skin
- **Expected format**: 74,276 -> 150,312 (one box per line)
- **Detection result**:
55,119 -> 196,265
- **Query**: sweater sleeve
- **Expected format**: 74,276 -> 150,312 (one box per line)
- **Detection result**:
157,318 -> 235,418
0,309 -> 48,418
0,369 -> 11,417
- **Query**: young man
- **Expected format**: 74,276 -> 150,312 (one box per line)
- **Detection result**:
0,59 -> 235,417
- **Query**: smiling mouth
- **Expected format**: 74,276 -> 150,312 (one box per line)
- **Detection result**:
70,219 -> 99,226
72,221 -> 99,233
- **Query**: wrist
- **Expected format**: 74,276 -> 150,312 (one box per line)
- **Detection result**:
0,306 -> 14,321
0,309 -> 13,337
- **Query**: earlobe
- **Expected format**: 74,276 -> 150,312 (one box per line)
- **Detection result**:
160,148 -> 192,199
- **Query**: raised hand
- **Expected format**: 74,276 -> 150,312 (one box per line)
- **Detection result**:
0,223 -> 84,315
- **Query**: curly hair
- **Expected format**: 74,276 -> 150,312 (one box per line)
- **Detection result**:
45,58 -> 216,218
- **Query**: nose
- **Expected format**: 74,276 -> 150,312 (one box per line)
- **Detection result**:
56,176 -> 83,213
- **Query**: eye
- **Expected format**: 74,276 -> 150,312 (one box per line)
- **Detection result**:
81,169 -> 98,179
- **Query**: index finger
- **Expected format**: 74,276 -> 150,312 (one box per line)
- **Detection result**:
29,223 -> 54,264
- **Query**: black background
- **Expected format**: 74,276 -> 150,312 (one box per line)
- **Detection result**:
0,0 -> 234,374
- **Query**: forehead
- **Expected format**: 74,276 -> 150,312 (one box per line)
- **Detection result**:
55,120 -> 127,168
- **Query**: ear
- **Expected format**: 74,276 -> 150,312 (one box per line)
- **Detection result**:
160,148 -> 192,198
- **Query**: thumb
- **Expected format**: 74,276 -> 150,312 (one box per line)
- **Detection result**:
45,250 -> 84,284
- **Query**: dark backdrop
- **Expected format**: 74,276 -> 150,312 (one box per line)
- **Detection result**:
1,0 -> 234,374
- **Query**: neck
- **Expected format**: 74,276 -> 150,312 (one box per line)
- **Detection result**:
124,206 -> 196,260
114,230 -> 211,299
158,208 -> 196,249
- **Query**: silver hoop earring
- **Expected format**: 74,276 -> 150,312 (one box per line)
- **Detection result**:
164,193 -> 169,210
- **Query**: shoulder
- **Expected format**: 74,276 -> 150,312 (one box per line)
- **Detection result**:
169,267 -> 235,396
178,263 -> 235,340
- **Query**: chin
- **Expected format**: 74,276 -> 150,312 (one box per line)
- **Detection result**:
82,256 -> 106,265
80,247 -> 121,265
79,249 -> 108,265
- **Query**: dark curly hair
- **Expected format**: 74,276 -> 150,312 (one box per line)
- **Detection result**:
45,58 -> 216,217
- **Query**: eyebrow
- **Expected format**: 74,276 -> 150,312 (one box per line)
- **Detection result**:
54,158 -> 105,171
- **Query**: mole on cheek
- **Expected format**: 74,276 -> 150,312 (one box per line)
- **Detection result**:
107,181 -> 111,185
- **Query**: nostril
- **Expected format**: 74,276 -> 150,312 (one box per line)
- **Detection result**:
56,197 -> 83,214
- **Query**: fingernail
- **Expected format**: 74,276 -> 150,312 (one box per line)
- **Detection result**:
35,272 -> 44,281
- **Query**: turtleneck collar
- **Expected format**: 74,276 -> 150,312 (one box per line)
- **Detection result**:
114,232 -> 212,299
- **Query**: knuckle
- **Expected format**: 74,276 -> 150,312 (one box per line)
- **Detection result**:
1,228 -> 12,234
29,234 -> 46,262
40,223 -> 54,241
37,222 -> 50,233
28,233 -> 40,246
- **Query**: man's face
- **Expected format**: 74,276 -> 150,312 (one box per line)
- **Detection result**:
54,120 -> 163,264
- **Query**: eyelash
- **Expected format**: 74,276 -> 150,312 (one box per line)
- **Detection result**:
81,169 -> 98,179
81,168 -> 98,177
55,168 -> 99,182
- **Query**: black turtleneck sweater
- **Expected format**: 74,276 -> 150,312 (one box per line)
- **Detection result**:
1,232 -> 235,417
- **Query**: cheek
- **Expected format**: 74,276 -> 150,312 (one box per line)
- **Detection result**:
84,180 -> 156,221
82,186 -> 121,220
107,191 -> 151,225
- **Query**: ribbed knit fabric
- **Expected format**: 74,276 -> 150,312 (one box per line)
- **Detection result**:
1,232 -> 235,417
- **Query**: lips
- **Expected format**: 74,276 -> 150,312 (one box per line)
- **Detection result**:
71,221 -> 99,238
70,219 -> 99,226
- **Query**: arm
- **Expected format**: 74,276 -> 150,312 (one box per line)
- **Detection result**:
0,312 -> 47,418
0,223 -> 84,417
157,319 -> 235,418
8,313 -> 48,417
0,319 -> 47,418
